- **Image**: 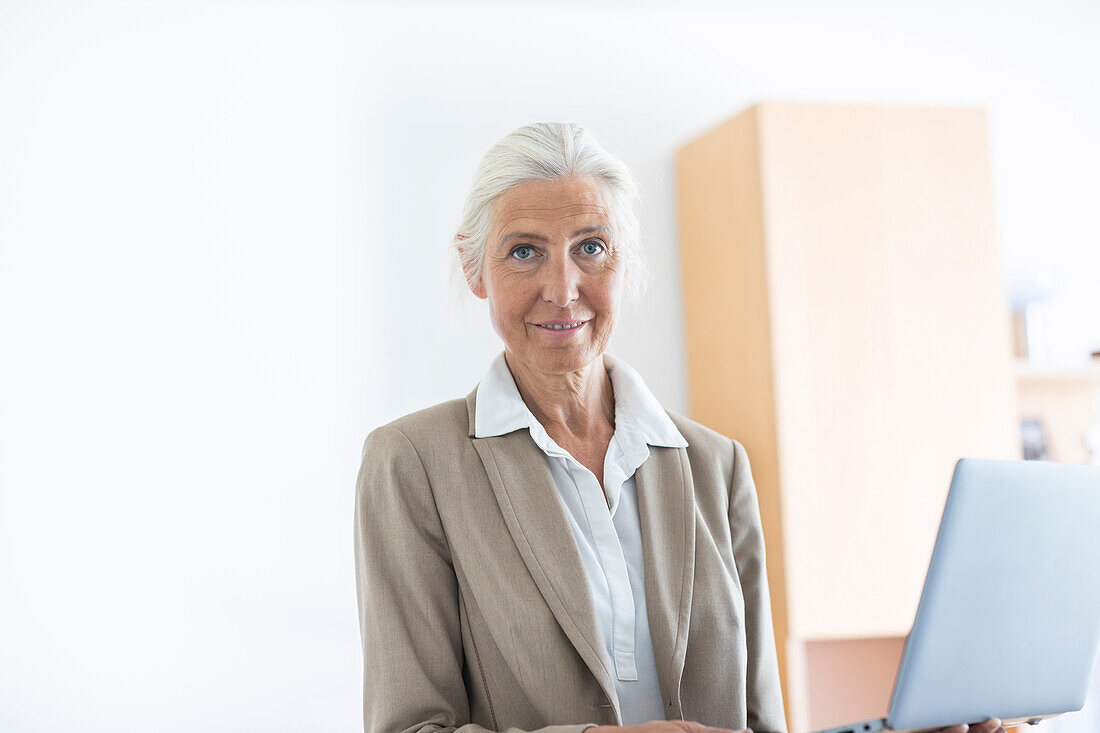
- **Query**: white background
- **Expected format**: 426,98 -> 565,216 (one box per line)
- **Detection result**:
1,1 -> 1098,731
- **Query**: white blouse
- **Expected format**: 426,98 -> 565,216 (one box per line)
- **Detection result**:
474,351 -> 689,726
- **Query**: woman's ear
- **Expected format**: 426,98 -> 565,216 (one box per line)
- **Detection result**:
469,275 -> 487,300
457,241 -> 487,299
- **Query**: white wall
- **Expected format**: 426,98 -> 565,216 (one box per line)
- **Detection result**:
1,1 -> 1097,731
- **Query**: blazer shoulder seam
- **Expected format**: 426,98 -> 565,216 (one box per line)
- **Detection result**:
726,437 -> 739,515
376,423 -> 455,562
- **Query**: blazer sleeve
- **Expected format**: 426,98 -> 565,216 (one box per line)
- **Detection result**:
354,424 -> 597,733
728,438 -> 788,733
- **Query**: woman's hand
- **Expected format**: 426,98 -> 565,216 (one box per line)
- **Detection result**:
588,723 -> 751,733
931,719 -> 1004,733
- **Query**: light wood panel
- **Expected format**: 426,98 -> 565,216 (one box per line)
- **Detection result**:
677,109 -> 793,721
677,103 -> 1019,731
754,103 -> 1019,639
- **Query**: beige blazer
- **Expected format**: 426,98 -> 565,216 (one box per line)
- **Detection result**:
354,386 -> 787,733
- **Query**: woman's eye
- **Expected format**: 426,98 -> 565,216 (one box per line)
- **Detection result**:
511,246 -> 534,260
581,241 -> 605,255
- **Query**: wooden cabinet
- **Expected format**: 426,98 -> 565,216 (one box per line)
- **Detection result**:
676,103 -> 1020,731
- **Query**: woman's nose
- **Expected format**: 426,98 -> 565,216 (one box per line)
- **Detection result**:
541,254 -> 580,307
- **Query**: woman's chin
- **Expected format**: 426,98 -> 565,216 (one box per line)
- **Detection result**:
524,347 -> 603,375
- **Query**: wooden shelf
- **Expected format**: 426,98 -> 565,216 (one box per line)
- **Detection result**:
1015,360 -> 1100,464
1014,360 -> 1100,384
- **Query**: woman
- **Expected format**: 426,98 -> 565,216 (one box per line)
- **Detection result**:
354,123 -> 1002,733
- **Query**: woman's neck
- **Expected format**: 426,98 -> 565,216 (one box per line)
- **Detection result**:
503,350 -> 615,439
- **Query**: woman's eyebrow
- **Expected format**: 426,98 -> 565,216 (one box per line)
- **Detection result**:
498,225 -> 611,246
572,225 -> 612,238
499,231 -> 549,245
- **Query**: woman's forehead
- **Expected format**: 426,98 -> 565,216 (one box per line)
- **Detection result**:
492,177 -> 613,239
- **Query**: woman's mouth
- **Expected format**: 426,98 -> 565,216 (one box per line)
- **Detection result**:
533,320 -> 588,336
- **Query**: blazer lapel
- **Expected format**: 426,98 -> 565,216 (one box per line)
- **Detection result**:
635,443 -> 697,717
465,389 -> 620,719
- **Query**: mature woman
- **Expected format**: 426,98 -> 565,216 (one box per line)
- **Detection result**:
354,123 -> 1003,733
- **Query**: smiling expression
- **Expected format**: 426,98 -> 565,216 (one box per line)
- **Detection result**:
470,176 -> 625,377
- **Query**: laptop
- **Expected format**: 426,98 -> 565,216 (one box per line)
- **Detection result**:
813,458 -> 1100,733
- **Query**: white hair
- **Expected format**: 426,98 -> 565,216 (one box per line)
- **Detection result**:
451,122 -> 650,304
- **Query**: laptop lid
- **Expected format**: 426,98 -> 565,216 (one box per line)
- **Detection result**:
887,458 -> 1100,731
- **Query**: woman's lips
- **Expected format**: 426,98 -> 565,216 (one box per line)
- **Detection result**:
532,320 -> 588,337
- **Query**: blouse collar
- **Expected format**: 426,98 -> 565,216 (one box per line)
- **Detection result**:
473,351 -> 688,451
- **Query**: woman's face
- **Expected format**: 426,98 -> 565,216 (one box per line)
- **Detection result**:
471,176 -> 625,377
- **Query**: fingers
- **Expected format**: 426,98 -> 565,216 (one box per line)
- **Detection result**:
972,718 -> 1004,733
935,719 -> 1004,733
